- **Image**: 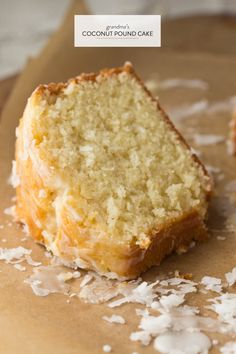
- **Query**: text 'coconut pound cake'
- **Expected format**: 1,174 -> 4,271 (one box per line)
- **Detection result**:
13,62 -> 212,279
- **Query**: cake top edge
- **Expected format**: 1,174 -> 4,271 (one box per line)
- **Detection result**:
33,61 -> 135,97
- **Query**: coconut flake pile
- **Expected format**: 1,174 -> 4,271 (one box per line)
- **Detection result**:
21,263 -> 236,353
3,238 -> 236,353
2,239 -> 236,353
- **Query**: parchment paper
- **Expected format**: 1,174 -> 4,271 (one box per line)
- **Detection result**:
0,1 -> 236,353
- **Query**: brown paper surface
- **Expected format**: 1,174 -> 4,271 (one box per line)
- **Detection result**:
1,2 -> 236,354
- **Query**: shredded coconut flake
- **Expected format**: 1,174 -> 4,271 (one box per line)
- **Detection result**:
207,96 -> 236,114
153,330 -> 211,354
130,330 -> 152,346
193,134 -> 225,146
159,78 -> 209,91
201,276 -> 222,293
79,276 -> 119,304
14,264 -> 26,271
0,246 -> 31,263
108,281 -> 157,308
225,268 -> 236,287
102,314 -> 126,324
159,293 -> 185,311
80,274 -> 94,287
207,293 -> 236,331
25,255 -> 42,267
145,78 -> 208,92
220,341 -> 236,354
168,100 -> 208,121
8,160 -> 20,187
24,266 -> 71,297
57,271 -> 81,282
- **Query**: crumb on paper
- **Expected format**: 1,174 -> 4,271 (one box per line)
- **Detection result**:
103,344 -> 112,353
212,339 -> 219,345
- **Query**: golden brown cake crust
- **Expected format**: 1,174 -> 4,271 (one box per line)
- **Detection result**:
15,63 -> 212,279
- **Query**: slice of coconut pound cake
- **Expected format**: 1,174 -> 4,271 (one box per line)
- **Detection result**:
14,62 -> 212,279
